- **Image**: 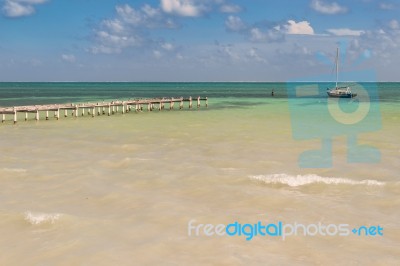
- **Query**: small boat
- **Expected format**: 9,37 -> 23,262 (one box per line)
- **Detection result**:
327,47 -> 357,98
327,86 -> 356,98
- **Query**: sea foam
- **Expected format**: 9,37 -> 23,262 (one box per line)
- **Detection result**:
2,168 -> 27,173
24,211 -> 62,225
249,174 -> 385,187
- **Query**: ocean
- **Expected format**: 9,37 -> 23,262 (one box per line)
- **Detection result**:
0,82 -> 399,265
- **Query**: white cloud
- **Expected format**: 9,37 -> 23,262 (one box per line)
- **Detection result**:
310,0 -> 348,15
142,4 -> 160,17
224,15 -> 285,42
250,28 -> 265,41
284,20 -> 314,35
91,30 -> 142,54
160,0 -> 204,17
388,19 -> 399,30
248,27 -> 284,42
113,4 -> 176,29
3,1 -> 34,17
15,0 -> 47,3
91,4 -> 177,54
327,28 -> 365,36
217,44 -> 240,61
61,54 -> 76,63
247,48 -> 266,63
344,18 -> 400,71
160,0 -> 243,16
379,2 -> 395,10
102,19 -> 124,33
2,0 -> 48,18
116,4 -> 143,26
220,4 -> 242,13
225,15 -> 246,31
90,45 -> 118,55
161,42 -> 174,51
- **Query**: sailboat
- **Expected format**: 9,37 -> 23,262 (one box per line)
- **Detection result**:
327,47 -> 357,98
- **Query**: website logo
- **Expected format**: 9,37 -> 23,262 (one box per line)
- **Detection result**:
188,219 -> 384,241
286,41 -> 381,168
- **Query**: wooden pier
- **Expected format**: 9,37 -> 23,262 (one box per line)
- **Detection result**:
0,96 -> 208,124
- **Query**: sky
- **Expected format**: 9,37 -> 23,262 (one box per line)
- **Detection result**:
0,0 -> 399,81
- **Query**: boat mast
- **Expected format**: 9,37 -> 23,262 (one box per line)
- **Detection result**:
335,47 -> 339,89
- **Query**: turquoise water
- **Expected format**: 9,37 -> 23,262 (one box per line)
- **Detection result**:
0,82 -> 399,107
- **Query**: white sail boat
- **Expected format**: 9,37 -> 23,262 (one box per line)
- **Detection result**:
327,47 -> 357,98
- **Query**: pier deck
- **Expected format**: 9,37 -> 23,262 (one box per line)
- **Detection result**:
0,96 -> 208,124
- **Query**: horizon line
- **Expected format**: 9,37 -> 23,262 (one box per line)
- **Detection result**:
0,81 -> 397,83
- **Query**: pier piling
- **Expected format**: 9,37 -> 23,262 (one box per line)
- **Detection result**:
13,109 -> 17,124
1,96 -> 208,125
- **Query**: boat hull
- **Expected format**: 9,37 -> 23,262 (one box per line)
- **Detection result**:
327,92 -> 357,98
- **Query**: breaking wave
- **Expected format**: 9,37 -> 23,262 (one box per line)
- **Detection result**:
24,211 -> 62,225
249,174 -> 385,187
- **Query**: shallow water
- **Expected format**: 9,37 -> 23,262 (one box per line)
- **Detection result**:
0,83 -> 399,265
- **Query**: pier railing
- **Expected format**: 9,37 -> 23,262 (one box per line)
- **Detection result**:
0,96 -> 208,124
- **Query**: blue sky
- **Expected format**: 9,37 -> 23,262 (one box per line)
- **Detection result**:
0,0 -> 399,81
